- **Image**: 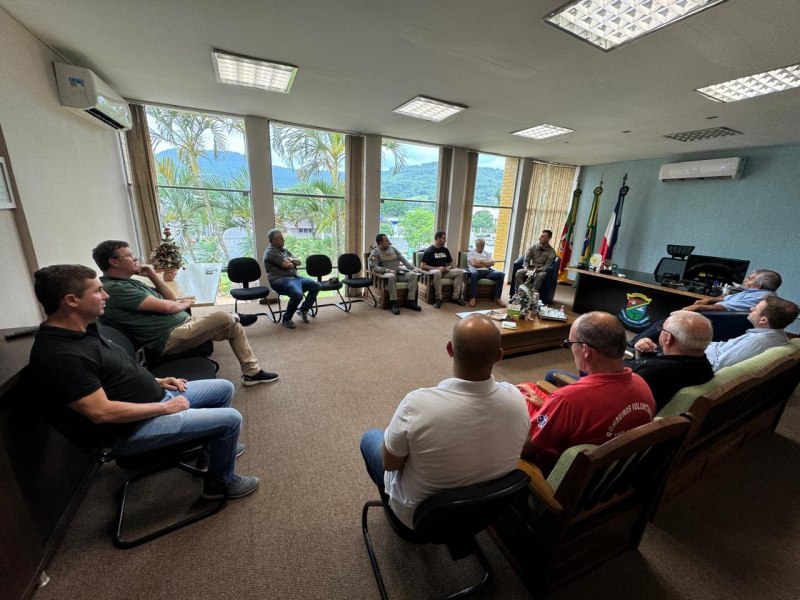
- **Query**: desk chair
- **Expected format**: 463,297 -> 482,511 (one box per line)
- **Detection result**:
337,253 -> 378,309
227,257 -> 276,322
305,254 -> 347,315
362,469 -> 530,599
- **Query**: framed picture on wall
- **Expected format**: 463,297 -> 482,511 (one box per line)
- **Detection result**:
0,157 -> 16,209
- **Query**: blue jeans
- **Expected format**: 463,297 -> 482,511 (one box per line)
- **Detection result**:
272,276 -> 322,322
469,269 -> 505,299
360,428 -> 386,493
113,379 -> 241,483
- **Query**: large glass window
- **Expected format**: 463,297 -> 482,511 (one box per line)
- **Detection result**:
145,106 -> 252,263
379,139 -> 439,255
269,124 -> 348,262
468,154 -> 518,271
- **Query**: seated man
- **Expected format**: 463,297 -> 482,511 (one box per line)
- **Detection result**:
359,314 -> 529,530
263,228 -> 321,329
514,229 -> 556,292
702,296 -> 799,371
631,269 -> 782,346
93,240 -> 278,386
548,311 -> 715,411
420,230 -> 467,308
522,312 -> 656,475
368,233 -> 422,315
466,237 -> 505,307
29,264 -> 258,499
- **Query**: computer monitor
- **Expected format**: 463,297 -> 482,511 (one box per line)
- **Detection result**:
654,257 -> 687,282
683,254 -> 750,285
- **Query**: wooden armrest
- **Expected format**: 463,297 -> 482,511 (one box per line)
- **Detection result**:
552,372 -> 578,387
535,380 -> 558,395
517,459 -> 563,514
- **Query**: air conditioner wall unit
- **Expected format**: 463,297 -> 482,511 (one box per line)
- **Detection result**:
659,157 -> 744,182
53,63 -> 132,131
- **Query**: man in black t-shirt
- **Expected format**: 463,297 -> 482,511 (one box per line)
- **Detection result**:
29,264 -> 260,500
420,230 -> 467,308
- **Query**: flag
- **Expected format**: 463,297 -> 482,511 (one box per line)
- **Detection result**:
599,175 -> 629,262
579,182 -> 602,265
556,187 -> 582,282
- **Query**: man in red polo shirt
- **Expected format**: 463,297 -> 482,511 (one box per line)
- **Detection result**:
522,312 -> 656,475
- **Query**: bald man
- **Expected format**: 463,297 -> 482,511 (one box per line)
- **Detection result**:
359,314 -> 530,530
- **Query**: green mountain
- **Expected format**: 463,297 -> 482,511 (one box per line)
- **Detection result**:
155,150 -> 504,202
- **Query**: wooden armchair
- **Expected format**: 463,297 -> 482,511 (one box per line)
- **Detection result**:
414,250 -> 466,304
457,251 -> 500,300
363,253 -> 409,310
490,416 -> 691,598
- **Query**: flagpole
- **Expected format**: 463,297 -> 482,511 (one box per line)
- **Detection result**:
578,179 -> 602,266
557,187 -> 582,282
599,174 -> 630,262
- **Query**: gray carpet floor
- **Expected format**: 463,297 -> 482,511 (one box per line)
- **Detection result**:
31,285 -> 800,599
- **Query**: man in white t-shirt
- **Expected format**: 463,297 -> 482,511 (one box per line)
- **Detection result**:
359,314 -> 530,530
466,237 -> 506,307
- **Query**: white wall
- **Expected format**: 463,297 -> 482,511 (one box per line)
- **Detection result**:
0,8 -> 134,328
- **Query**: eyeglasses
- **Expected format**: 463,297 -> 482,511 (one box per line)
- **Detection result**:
562,339 -> 595,349
656,322 -> 673,336
114,253 -> 139,261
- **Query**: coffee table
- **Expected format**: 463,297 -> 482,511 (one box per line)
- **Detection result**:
457,308 -> 577,356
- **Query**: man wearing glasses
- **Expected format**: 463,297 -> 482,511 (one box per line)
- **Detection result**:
93,240 -> 278,386
550,311 -> 716,411
522,312 -> 655,475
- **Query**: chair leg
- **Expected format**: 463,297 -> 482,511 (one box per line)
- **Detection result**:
113,461 -> 227,549
334,288 -> 349,312
362,500 -> 390,600
442,537 -> 491,600
362,500 -> 491,600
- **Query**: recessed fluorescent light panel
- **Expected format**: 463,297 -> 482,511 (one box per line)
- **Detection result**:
393,96 -> 466,122
696,62 -> 800,103
663,126 -> 742,142
512,124 -> 574,140
544,0 -> 729,52
212,50 -> 297,93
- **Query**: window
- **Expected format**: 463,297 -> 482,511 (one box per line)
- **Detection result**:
379,139 -> 439,256
145,106 -> 253,263
270,123 -> 346,262
467,154 -> 518,271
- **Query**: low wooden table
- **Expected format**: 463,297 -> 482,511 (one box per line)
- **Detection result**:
457,309 -> 577,356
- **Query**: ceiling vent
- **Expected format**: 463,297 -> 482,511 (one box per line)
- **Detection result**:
659,157 -> 745,182
53,63 -> 132,131
663,126 -> 742,142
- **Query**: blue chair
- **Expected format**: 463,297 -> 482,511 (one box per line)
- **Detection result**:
509,256 -> 561,305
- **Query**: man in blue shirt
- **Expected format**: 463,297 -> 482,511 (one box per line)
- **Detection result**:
703,296 -> 799,371
631,269 -> 782,346
681,269 -> 781,313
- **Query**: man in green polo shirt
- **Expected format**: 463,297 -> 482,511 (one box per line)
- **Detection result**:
93,240 -> 278,386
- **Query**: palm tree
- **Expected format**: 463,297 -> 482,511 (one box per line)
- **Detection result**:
147,107 -> 237,260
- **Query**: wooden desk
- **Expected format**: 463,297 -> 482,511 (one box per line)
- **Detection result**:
568,267 -> 709,332
457,309 -> 577,356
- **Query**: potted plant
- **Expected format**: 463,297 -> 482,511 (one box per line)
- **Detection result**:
150,227 -> 182,281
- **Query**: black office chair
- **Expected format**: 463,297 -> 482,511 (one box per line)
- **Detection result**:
337,253 -> 378,310
362,469 -> 530,599
227,257 -> 275,322
305,254 -> 347,315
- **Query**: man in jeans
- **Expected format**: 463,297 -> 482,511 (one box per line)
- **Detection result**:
466,237 -> 506,307
263,228 -> 322,329
420,230 -> 467,308
29,264 -> 258,499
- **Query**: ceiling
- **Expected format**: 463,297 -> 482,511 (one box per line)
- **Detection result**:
3,0 -> 800,165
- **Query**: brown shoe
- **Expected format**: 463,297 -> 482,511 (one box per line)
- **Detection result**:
494,299 -> 506,307
469,298 -> 476,307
